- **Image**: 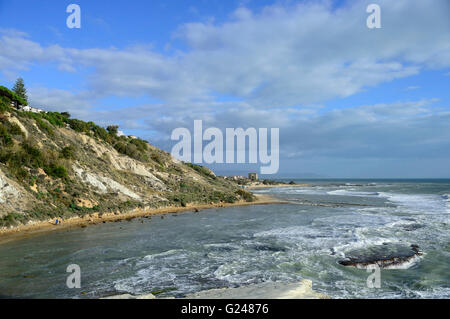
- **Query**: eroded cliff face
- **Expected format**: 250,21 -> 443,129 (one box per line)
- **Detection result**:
0,109 -> 253,227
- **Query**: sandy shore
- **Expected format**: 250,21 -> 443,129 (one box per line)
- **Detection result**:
0,194 -> 286,245
246,183 -> 309,190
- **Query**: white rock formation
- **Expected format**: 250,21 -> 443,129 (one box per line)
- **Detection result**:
185,280 -> 329,299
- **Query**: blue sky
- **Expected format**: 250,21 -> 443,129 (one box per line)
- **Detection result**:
0,0 -> 449,178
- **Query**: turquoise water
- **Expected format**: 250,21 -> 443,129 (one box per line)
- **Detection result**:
0,179 -> 449,299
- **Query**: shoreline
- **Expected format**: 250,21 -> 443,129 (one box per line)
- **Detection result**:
246,183 -> 309,190
0,194 -> 286,245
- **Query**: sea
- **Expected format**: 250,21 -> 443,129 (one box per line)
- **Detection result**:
0,179 -> 448,299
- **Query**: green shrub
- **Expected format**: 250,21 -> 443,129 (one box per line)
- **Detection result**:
89,122 -> 110,141
130,138 -> 148,152
0,142 -> 68,181
0,124 -> 13,147
41,112 -> 66,127
0,213 -> 25,227
0,96 -> 10,113
185,163 -> 215,179
38,120 -> 54,135
7,122 -> 24,136
151,152 -> 164,165
236,189 -> 255,202
0,86 -> 27,106
21,142 -> 45,167
113,140 -> 148,162
67,118 -> 90,133
18,112 -> 57,136
45,164 -> 68,179
107,125 -> 119,135
61,145 -> 75,159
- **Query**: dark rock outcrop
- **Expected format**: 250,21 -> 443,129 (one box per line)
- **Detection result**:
338,243 -> 422,268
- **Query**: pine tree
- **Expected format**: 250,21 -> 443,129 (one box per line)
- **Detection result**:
12,78 -> 28,105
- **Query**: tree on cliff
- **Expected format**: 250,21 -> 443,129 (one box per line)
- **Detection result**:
107,125 -> 119,136
12,78 -> 28,104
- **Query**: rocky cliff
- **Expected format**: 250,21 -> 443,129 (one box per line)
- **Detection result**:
0,96 -> 254,228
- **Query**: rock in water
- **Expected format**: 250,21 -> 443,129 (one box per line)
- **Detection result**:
338,243 -> 422,269
402,223 -> 424,231
184,280 -> 329,299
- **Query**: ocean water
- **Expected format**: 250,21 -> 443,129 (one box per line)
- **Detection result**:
0,179 -> 449,299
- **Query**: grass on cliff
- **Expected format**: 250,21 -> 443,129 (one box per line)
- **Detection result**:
15,109 -> 153,163
0,140 -> 69,181
0,95 -> 253,227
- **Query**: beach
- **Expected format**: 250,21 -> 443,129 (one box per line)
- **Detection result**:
0,194 -> 285,245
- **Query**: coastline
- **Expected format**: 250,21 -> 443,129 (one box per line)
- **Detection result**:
246,183 -> 309,190
0,194 -> 286,245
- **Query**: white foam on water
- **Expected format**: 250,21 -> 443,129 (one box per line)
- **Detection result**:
411,286 -> 450,299
139,249 -> 185,262
113,249 -> 213,296
332,237 -> 399,256
378,192 -> 447,213
382,254 -> 423,270
253,186 -> 328,195
442,194 -> 450,213
203,243 -> 241,250
113,266 -> 177,295
327,189 -> 379,197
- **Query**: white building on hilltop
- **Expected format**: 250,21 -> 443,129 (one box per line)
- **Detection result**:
18,105 -> 45,113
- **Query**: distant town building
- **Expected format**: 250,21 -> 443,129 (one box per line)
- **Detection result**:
248,172 -> 258,181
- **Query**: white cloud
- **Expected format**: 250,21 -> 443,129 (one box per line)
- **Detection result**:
28,87 -> 95,119
99,98 -> 450,163
1,0 -> 450,177
0,0 -> 449,108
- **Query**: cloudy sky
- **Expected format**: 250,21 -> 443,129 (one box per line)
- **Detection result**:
0,0 -> 449,178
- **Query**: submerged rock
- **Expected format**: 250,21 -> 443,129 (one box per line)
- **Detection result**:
252,244 -> 287,252
338,243 -> 422,269
402,223 -> 425,231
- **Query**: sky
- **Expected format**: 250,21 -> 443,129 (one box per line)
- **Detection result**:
0,0 -> 449,178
